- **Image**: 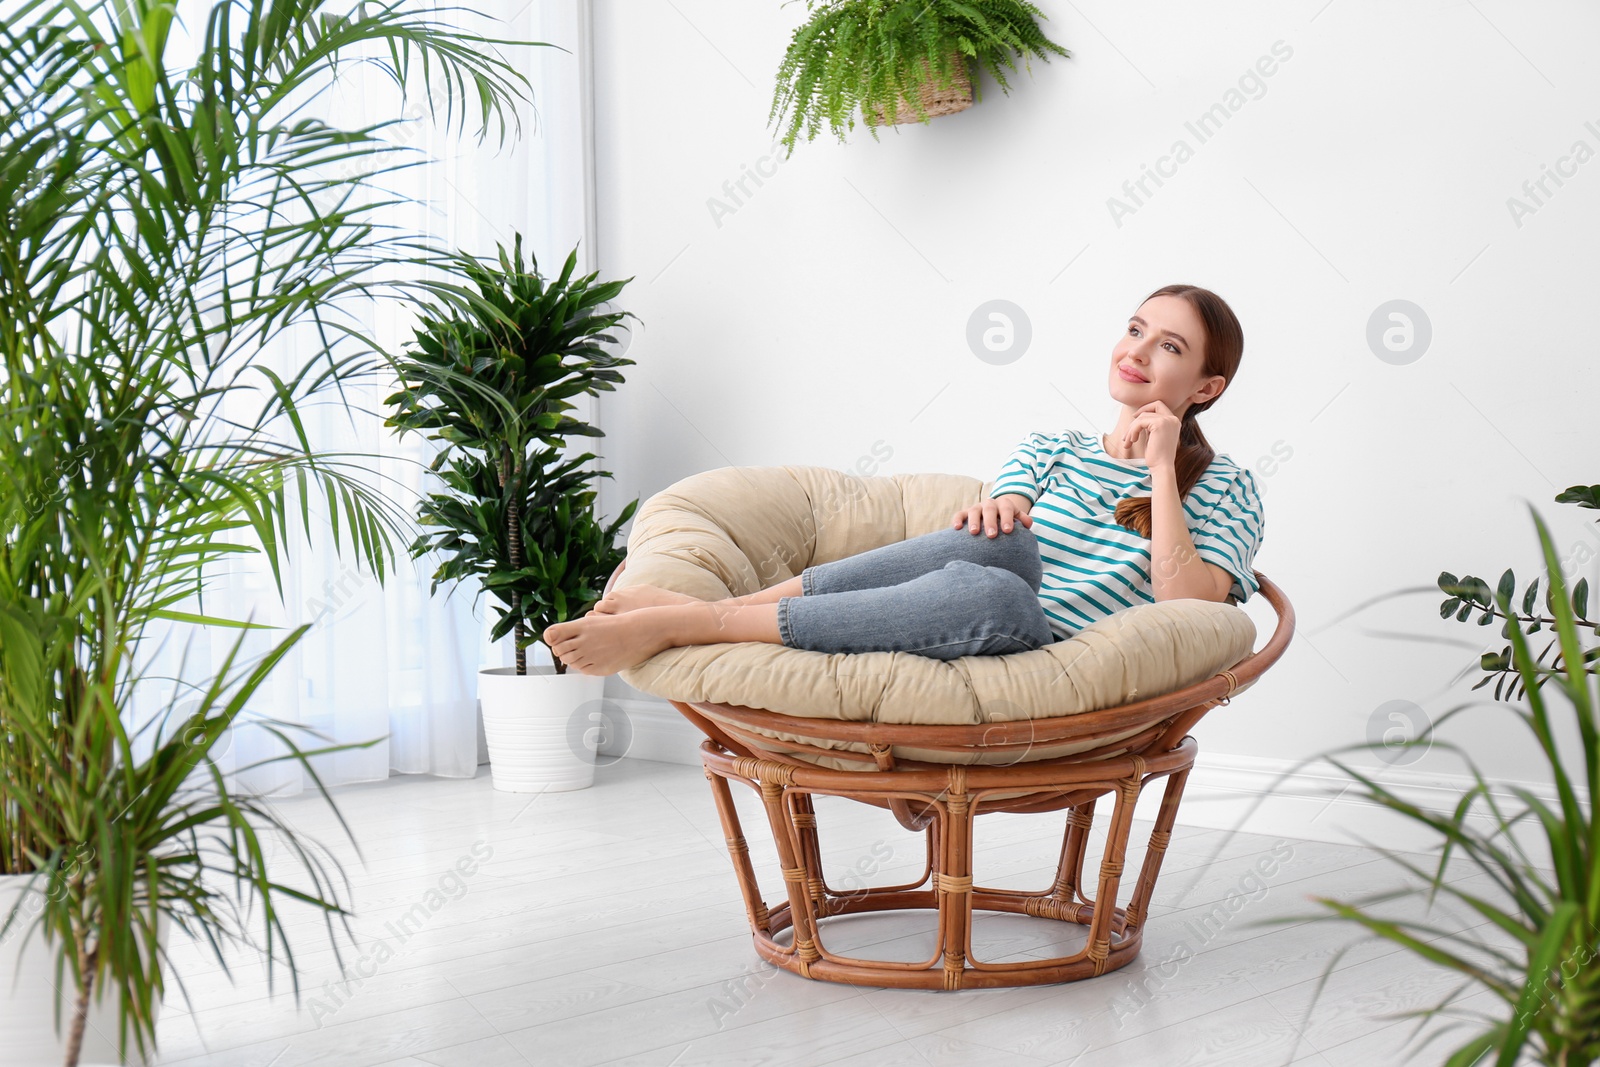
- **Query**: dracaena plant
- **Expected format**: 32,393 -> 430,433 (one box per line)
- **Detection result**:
383,236 -> 639,676
1258,500 -> 1600,1067
0,1 -> 536,1063
769,0 -> 1071,156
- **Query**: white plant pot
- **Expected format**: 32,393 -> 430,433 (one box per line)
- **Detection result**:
0,875 -> 166,1066
478,666 -> 605,792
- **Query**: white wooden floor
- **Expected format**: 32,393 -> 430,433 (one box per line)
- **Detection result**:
149,758 -> 1519,1067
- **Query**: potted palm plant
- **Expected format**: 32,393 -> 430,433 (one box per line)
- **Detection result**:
0,2 -> 533,1064
1259,491 -> 1600,1066
384,236 -> 638,794
769,0 -> 1071,156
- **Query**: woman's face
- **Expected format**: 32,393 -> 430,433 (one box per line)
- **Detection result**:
1108,295 -> 1224,416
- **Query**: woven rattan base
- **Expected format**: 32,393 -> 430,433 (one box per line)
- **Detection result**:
693,732 -> 1199,990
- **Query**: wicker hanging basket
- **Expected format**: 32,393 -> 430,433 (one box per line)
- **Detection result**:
868,51 -> 974,126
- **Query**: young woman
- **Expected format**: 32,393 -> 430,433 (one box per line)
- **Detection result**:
542,284 -> 1265,677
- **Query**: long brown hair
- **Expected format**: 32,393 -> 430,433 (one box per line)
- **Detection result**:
1112,284 -> 1244,540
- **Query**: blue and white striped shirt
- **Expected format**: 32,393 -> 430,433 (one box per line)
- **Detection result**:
988,428 -> 1266,639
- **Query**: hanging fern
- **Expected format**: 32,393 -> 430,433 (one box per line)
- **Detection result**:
769,0 -> 1070,155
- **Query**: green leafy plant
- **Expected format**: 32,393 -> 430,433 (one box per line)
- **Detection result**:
0,1 -> 535,1063
769,0 -> 1070,155
1437,484 -> 1600,702
1263,502 -> 1600,1067
384,236 -> 639,676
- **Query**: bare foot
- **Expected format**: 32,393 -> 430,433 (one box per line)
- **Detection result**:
543,609 -> 679,675
589,584 -> 701,615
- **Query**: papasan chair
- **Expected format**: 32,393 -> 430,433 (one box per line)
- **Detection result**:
609,464 -> 1293,991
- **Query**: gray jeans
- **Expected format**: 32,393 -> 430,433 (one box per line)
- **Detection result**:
775,524 -> 1058,660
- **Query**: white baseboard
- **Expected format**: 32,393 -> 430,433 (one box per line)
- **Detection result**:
602,696 -> 708,766
1158,750 -> 1554,854
605,697 -> 1559,855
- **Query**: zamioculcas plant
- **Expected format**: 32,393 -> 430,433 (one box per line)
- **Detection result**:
1262,502 -> 1600,1067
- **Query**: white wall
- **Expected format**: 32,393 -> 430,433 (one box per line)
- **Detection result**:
587,0 -> 1600,804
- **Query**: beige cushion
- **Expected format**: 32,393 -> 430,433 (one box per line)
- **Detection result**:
616,466 -> 1257,770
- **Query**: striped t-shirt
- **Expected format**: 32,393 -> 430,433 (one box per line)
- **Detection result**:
988,428 -> 1266,639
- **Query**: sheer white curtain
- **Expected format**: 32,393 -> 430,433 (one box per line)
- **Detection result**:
129,1 -> 597,794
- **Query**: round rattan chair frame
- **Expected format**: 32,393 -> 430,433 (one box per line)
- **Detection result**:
604,562 -> 1295,990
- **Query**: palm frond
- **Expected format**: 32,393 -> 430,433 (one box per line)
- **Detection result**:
0,1 -> 544,1061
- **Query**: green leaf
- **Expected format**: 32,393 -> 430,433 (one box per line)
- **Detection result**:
1496,568 -> 1515,607
767,0 -> 1071,154
1498,902 -> 1580,1065
0,1 -> 546,1057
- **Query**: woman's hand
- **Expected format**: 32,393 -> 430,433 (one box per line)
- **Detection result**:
952,495 -> 1034,538
1123,401 -> 1183,470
